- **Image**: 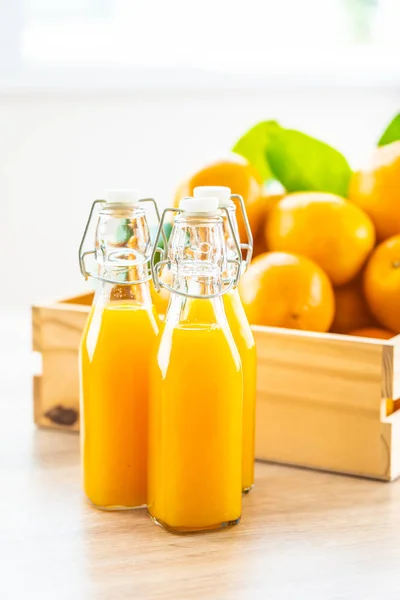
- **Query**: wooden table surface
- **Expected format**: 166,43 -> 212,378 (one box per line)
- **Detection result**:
2,312 -> 400,600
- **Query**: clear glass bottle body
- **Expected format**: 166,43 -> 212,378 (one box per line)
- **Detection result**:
148,214 -> 243,532
79,202 -> 159,510
222,205 -> 257,493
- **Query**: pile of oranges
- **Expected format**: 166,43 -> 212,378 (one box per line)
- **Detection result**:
174,142 -> 400,339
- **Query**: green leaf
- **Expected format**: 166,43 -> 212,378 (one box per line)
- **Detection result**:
115,219 -> 132,244
150,222 -> 172,249
232,121 -> 352,197
265,125 -> 352,197
378,113 -> 400,146
150,222 -> 172,265
232,120 -> 278,181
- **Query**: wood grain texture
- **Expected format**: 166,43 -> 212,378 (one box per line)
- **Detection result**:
32,303 -> 90,430
253,326 -> 385,416
391,334 -> 400,400
253,326 -> 400,480
32,303 -> 90,352
383,410 -> 400,478
62,291 -> 95,306
32,294 -> 400,480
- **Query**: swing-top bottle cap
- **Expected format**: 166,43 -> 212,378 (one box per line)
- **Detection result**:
106,189 -> 142,204
179,196 -> 218,214
193,186 -> 234,208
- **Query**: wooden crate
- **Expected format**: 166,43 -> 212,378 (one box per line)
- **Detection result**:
32,292 -> 94,432
32,292 -> 400,480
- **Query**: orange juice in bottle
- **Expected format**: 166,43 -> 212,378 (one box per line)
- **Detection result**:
194,186 -> 256,493
148,196 -> 243,532
78,189 -> 162,509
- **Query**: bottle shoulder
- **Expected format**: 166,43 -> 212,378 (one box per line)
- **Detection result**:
155,318 -> 242,377
223,290 -> 255,350
81,298 -> 159,362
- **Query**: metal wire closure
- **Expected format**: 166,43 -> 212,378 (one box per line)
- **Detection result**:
79,199 -> 105,279
150,207 -> 180,292
139,197 -> 167,249
78,197 -> 167,285
150,207 -> 242,299
230,193 -> 253,267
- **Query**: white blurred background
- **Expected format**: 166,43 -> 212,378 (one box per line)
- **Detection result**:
1,0 -> 399,308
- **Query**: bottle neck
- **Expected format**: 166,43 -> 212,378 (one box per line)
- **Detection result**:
162,212 -> 230,327
162,270 -> 232,330
173,273 -> 223,298
164,286 -> 228,330
94,269 -> 153,308
94,204 -> 151,284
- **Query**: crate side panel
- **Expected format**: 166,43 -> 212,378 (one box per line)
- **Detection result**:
382,410 -> 400,481
33,375 -> 42,425
392,335 -> 400,400
36,350 -> 80,431
32,305 -> 43,352
254,327 -> 383,417
61,292 -> 94,306
256,390 -> 389,480
33,306 -> 90,352
382,345 -> 395,399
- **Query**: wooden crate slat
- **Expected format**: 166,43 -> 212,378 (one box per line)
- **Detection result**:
256,391 -> 390,480
32,304 -> 90,352
384,410 -> 400,480
31,293 -> 400,480
33,375 -> 42,425
61,292 -> 94,306
391,335 -> 400,400
32,293 -> 92,430
253,326 -> 384,417
38,350 -> 80,429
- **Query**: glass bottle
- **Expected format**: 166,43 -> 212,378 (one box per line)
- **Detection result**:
78,189 -> 162,510
148,196 -> 243,533
194,186 -> 257,493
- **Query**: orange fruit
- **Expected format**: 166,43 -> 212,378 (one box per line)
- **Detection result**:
363,234 -> 400,333
348,327 -> 395,340
266,192 -> 375,286
252,229 -> 268,259
330,277 -> 376,334
349,141 -> 400,241
150,281 -> 169,316
150,269 -> 173,316
174,155 -> 265,241
251,193 -> 284,258
239,251 -> 335,331
263,192 -> 285,221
